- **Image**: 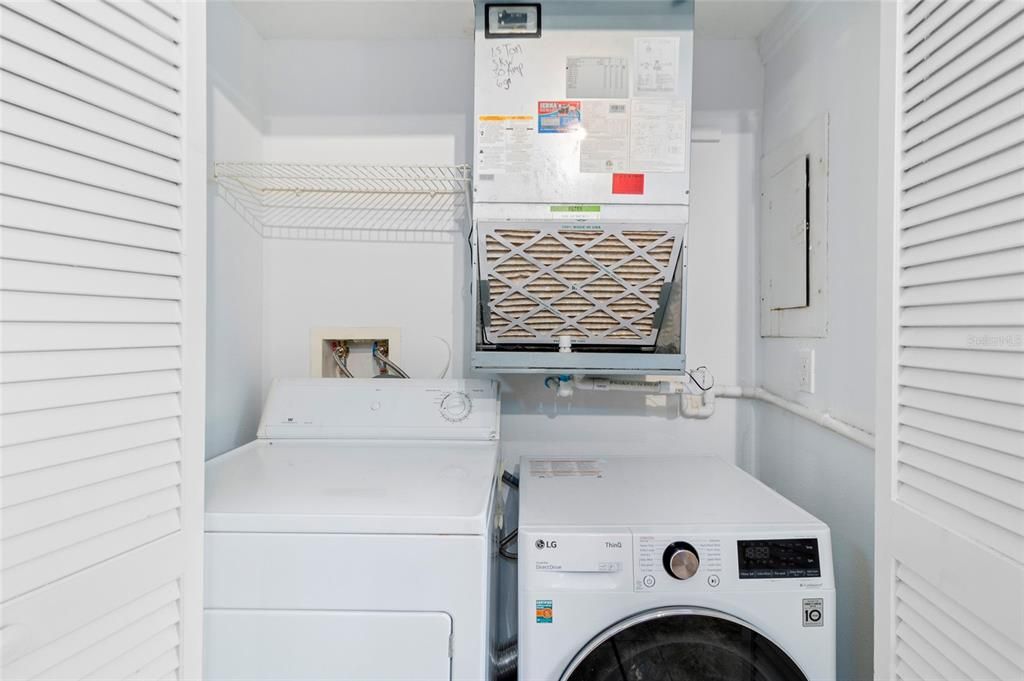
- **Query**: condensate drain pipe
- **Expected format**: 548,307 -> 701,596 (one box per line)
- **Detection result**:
548,376 -> 874,449
713,386 -> 874,449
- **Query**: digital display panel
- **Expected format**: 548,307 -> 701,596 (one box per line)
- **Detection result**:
737,538 -> 820,579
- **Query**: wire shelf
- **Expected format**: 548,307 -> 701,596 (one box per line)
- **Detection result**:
213,162 -> 472,242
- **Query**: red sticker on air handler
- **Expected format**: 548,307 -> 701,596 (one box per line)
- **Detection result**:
612,173 -> 645,195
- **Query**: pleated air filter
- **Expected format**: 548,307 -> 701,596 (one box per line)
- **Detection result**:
478,223 -> 685,345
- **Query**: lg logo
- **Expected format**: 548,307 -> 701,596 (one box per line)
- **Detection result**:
535,539 -> 558,550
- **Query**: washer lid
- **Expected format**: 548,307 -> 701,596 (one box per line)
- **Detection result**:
205,440 -> 499,535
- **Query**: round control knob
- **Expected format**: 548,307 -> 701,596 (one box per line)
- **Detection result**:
440,391 -> 472,422
663,542 -> 700,580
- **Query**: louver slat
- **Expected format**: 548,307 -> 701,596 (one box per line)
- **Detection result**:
904,1 -> 1023,93
0,133 -> 180,205
0,227 -> 182,275
1,165 -> 181,229
0,323 -> 182,353
897,563 -> 1024,673
904,10 -> 1024,112
900,247 -> 1024,285
2,582 -> 180,680
900,366 -> 1024,405
900,300 -> 1024,327
0,347 -> 182,384
111,0 -> 181,43
1,418 -> 182,477
0,102 -> 181,182
0,4 -> 179,112
900,424 -> 1024,482
901,222 -> 1024,266
6,0 -> 180,89
0,38 -> 180,136
0,195 -> 182,251
905,0 -> 964,51
904,0 -> 999,75
903,61 -> 1024,150
56,0 -> 181,66
902,41 -> 1024,133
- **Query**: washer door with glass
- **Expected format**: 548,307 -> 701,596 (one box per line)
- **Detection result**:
561,607 -> 808,681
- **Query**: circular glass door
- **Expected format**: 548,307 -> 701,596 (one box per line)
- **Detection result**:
561,607 -> 808,681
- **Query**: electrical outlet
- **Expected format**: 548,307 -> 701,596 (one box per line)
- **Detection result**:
798,348 -> 815,393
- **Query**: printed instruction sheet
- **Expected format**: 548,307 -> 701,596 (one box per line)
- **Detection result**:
566,56 -> 630,99
635,36 -> 679,96
580,100 -> 630,173
629,98 -> 687,172
477,115 -> 535,175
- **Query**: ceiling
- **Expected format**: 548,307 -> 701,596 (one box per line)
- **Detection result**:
229,0 -> 790,41
231,1 -> 476,40
695,1 -> 790,39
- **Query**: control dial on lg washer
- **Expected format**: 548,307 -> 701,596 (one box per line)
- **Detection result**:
663,541 -> 701,580
439,391 -> 473,422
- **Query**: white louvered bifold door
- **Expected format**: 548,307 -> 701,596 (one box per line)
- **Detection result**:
876,1 -> 1024,679
0,1 -> 207,678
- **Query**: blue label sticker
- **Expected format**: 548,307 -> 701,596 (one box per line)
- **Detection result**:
536,599 -> 553,623
538,101 -> 581,134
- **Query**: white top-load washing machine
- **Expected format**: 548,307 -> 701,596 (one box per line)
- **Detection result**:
518,455 -> 835,681
204,379 -> 501,681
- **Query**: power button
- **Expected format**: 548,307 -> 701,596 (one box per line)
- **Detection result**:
642,575 -> 656,588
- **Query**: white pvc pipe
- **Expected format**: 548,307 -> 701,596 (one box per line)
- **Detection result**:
550,375 -> 875,450
680,388 -> 715,419
714,385 -> 874,449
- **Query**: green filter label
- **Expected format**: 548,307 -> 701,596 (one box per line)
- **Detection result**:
550,204 -> 601,214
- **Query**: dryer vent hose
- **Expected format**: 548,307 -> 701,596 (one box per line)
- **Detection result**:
495,638 -> 517,681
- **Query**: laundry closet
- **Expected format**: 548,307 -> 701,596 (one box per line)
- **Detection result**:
2,0 -> 1021,680
205,4 -> 870,675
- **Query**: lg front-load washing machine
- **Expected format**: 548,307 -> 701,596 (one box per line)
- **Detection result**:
518,455 -> 835,681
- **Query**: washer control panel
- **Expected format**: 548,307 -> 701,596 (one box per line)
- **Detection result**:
635,535 -> 723,592
737,538 -> 821,579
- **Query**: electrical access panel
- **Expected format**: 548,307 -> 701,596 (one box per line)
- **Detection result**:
471,0 -> 693,374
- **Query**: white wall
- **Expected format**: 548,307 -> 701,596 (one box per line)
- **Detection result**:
206,1 -> 266,458
259,38 -> 474,391
755,4 -> 880,679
